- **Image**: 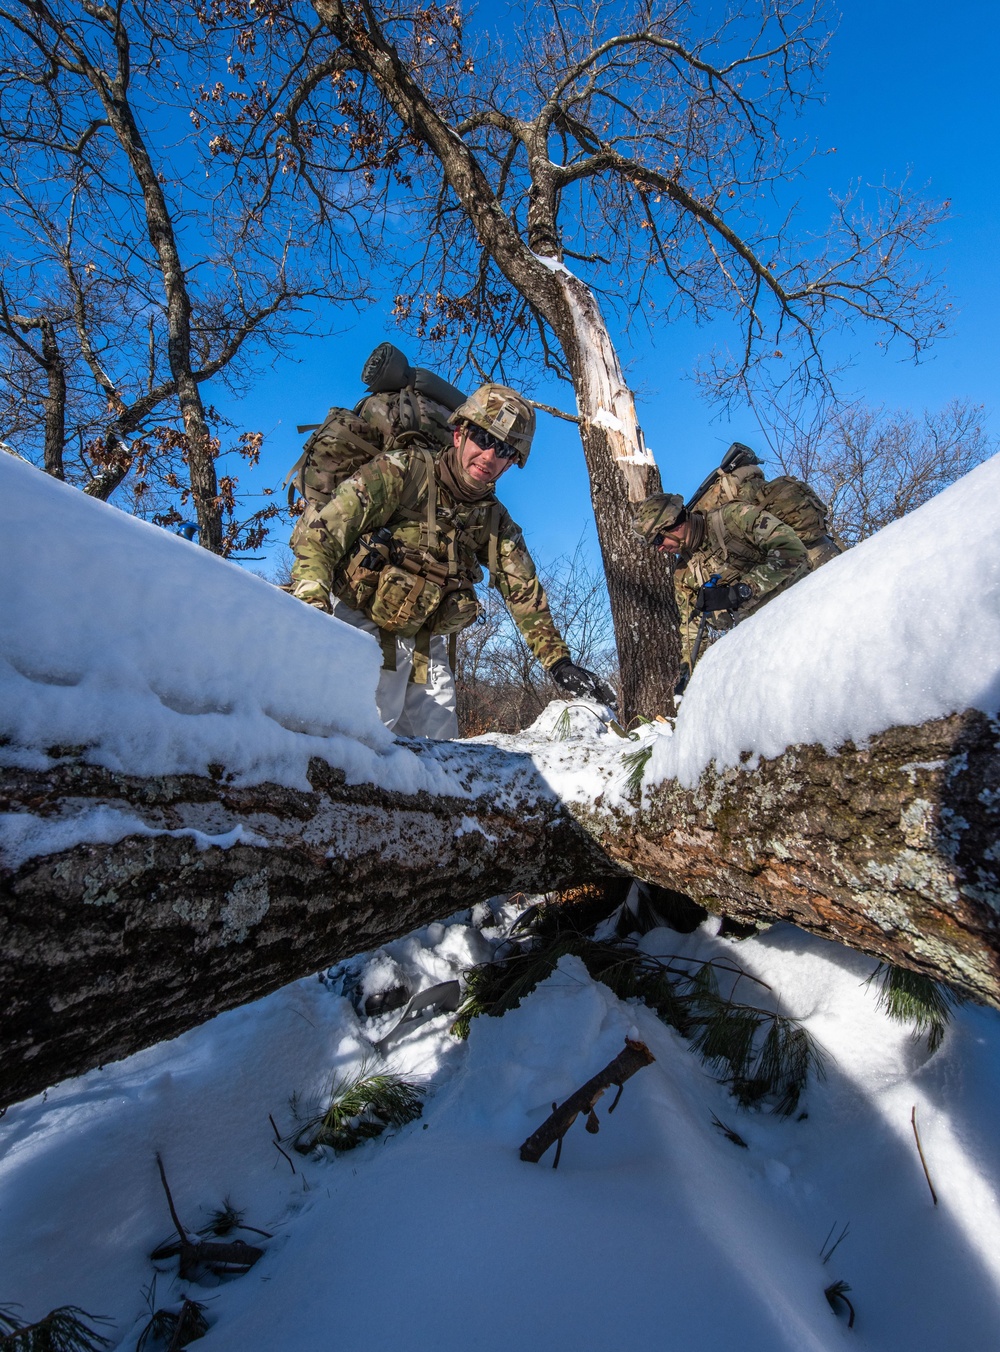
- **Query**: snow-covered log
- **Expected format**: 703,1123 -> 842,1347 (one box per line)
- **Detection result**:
0,746 -> 620,1113
588,709 -> 1000,1008
4,706 -> 999,1112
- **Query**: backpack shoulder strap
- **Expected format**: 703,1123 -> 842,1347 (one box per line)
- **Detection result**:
398,447 -> 438,549
707,507 -> 729,561
487,503 -> 501,587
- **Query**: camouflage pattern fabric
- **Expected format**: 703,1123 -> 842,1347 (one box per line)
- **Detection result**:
289,391 -> 454,514
291,448 -> 569,670
633,493 -> 686,544
674,501 -> 809,667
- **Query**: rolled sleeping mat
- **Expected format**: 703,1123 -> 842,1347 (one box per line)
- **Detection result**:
361,342 -> 415,393
413,367 -> 466,412
361,341 -> 466,411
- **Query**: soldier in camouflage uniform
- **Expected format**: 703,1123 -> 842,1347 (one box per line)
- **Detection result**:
290,383 -> 613,738
633,491 -> 809,677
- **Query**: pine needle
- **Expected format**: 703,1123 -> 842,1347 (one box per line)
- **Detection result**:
824,1279 -> 856,1327
621,744 -> 653,796
869,963 -> 963,1052
293,1067 -> 423,1154
0,1306 -> 112,1352
136,1299 -> 209,1351
199,1200 -> 243,1237
454,909 -> 823,1115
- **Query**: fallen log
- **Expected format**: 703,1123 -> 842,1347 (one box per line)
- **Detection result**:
0,741 -> 618,1111
2,708 -> 999,1111
584,709 -> 1000,1007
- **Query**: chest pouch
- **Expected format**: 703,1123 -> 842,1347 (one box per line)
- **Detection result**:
370,565 -> 444,637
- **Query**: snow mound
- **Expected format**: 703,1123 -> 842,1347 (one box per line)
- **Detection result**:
0,454 -> 404,789
654,452 -> 1000,787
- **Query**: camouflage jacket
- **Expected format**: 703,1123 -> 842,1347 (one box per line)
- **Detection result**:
674,501 -> 809,665
291,448 -> 570,669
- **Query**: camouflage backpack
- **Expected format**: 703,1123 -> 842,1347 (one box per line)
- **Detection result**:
284,342 -> 466,512
689,442 -> 839,558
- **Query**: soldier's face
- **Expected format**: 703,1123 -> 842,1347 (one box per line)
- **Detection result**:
455,427 -> 513,484
656,522 -> 690,554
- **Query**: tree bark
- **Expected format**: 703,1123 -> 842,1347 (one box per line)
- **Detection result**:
2,708 -> 999,1111
547,272 -> 683,715
38,315 -> 66,479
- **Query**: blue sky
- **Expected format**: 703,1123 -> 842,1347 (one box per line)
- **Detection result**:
222,0 -> 998,574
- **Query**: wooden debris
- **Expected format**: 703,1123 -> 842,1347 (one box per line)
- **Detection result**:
152,1155 -> 263,1279
519,1037 -> 655,1166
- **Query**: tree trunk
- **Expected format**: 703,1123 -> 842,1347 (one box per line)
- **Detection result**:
38,316 -> 66,480
3,708 -> 998,1111
548,272 -> 682,716
73,20 -> 224,552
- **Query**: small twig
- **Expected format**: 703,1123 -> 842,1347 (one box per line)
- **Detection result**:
155,1153 -> 190,1242
270,1113 -> 297,1175
911,1105 -> 938,1205
525,397 -> 581,424
520,1038 -> 655,1165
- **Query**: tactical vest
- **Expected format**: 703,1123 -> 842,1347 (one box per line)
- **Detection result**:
684,508 -> 767,589
333,445 -> 500,638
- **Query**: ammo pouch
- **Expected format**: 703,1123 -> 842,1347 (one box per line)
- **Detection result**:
369,565 -> 443,637
367,544 -> 480,637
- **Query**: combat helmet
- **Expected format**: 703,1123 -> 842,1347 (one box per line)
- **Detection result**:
449,384 -> 535,467
633,493 -> 686,546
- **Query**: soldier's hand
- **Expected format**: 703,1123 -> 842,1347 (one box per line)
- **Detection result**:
695,582 -> 753,614
291,579 -> 333,613
550,658 -> 617,707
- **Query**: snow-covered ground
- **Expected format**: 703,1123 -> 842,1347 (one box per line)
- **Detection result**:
2,907 -> 1000,1351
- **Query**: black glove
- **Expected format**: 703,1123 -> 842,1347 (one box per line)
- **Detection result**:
549,658 -> 617,707
695,582 -> 753,614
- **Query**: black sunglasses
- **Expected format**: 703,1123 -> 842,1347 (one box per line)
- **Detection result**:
467,425 -> 519,460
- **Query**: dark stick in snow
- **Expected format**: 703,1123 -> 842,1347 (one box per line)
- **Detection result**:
519,1038 -> 655,1165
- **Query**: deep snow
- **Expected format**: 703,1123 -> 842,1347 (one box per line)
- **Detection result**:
0,455 -> 625,869
2,909 -> 1000,1351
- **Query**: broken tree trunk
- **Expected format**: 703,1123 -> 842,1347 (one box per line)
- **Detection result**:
586,709 -> 1000,1007
2,708 -> 999,1111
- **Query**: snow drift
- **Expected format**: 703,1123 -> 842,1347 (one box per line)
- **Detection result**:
0,453 -> 453,796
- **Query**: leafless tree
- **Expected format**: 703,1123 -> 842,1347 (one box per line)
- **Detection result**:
767,398 -> 994,546
0,0 -> 369,552
456,541 -> 618,735
199,0 -> 947,709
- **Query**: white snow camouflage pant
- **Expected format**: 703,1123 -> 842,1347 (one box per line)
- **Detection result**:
331,600 -> 459,740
